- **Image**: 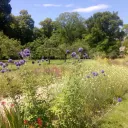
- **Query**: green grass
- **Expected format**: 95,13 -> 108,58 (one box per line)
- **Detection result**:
97,94 -> 128,128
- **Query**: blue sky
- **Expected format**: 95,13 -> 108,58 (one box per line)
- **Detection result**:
10,0 -> 128,27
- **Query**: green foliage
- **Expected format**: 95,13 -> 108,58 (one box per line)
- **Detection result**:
0,0 -> 12,30
50,61 -> 128,127
85,11 -> 124,57
39,18 -> 54,38
0,103 -> 24,128
123,38 -> 128,54
19,72 -> 53,128
1,60 -> 128,127
97,94 -> 128,128
0,32 -> 21,59
4,10 -> 34,45
56,12 -> 86,44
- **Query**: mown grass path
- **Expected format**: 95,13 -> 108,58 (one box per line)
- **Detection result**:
97,94 -> 128,128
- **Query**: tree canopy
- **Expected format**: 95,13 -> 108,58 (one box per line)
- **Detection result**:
0,0 -> 12,30
0,1 -> 127,59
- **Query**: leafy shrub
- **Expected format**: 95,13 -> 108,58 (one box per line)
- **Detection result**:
0,32 -> 21,59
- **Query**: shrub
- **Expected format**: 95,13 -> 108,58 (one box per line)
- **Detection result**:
0,32 -> 21,59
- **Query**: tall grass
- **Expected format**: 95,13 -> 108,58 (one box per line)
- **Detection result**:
0,60 -> 128,127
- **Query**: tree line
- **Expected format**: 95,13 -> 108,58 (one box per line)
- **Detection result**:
0,0 -> 127,60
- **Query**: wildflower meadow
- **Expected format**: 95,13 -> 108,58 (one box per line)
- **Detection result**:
0,47 -> 128,128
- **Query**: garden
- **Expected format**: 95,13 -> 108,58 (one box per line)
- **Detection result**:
0,47 -> 128,128
1,0 -> 128,127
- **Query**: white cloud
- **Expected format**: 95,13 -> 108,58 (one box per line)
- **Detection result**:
72,4 -> 109,13
34,4 -> 42,7
65,4 -> 74,7
42,4 -> 61,7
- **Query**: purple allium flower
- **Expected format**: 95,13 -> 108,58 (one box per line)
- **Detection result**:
16,63 -> 20,67
2,63 -> 6,68
101,70 -> 105,73
83,53 -> 88,59
24,48 -> 30,54
66,50 -> 70,54
118,98 -> 122,102
25,53 -> 30,57
19,60 -> 25,65
15,62 -> 20,67
0,62 -> 3,66
8,59 -> 13,63
19,51 -> 26,58
78,48 -> 83,52
71,52 -> 77,58
92,72 -> 98,76
1,69 -> 5,73
19,48 -> 31,58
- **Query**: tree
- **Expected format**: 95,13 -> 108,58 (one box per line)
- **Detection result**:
17,10 -> 34,45
123,24 -> 128,36
5,10 -> 35,45
39,18 -> 54,38
33,27 -> 44,40
0,32 -> 21,59
3,14 -> 19,39
56,12 -> 86,44
0,0 -> 12,30
85,11 -> 124,56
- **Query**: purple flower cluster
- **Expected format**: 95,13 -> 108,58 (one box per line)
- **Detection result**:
8,59 -> 13,63
92,72 -> 99,76
83,53 -> 88,59
86,70 -> 105,78
70,47 -> 84,59
66,50 -> 70,54
19,48 -> 30,58
78,47 -> 83,53
0,61 -> 9,73
14,60 -> 25,68
118,98 -> 122,102
71,52 -> 77,58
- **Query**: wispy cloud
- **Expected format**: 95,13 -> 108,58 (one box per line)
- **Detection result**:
34,3 -> 74,8
34,4 -> 42,7
65,4 -> 74,7
42,4 -> 61,7
72,4 -> 109,13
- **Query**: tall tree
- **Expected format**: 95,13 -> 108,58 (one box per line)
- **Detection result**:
85,11 -> 124,53
56,12 -> 86,44
4,11 -> 35,45
0,0 -> 12,30
39,18 -> 54,38
17,10 -> 34,45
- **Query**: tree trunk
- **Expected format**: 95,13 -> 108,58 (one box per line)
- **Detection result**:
48,52 -> 50,64
64,54 -> 67,62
